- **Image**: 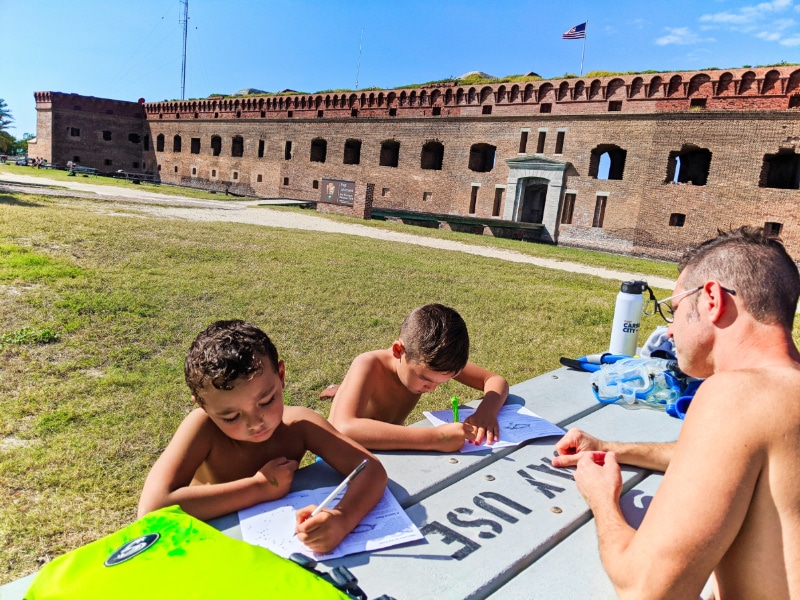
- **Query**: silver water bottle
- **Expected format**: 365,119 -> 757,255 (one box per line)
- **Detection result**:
609,280 -> 648,356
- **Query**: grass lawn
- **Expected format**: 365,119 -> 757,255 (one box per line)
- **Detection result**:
2,187 -> 782,585
0,163 -> 235,201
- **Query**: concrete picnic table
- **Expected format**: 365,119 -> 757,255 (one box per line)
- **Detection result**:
211,366 -> 702,599
1,365 -> 708,599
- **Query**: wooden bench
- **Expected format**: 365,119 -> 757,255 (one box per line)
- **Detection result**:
69,165 -> 99,177
371,208 -> 546,242
114,170 -> 160,185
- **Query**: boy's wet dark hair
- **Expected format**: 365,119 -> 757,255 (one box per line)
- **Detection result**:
399,304 -> 469,374
679,226 -> 800,330
185,320 -> 280,405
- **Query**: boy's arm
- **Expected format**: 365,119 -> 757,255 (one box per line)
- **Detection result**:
294,409 -> 388,553
454,361 -> 509,444
330,356 -> 475,452
137,409 -> 297,520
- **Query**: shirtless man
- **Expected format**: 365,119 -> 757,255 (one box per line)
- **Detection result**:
553,227 -> 800,599
328,303 -> 509,452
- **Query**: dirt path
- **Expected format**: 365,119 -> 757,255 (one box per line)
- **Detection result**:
0,171 -> 676,289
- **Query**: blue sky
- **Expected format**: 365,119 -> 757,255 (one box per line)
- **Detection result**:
1,0 -> 799,136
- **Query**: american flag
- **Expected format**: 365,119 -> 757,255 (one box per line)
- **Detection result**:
562,22 -> 586,40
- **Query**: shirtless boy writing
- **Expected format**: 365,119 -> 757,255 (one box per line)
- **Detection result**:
329,304 -> 509,452
138,320 -> 387,554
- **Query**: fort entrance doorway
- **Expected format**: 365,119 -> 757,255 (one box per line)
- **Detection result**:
519,180 -> 548,223
504,155 -> 568,243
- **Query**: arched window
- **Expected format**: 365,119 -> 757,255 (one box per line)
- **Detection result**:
666,145 -> 712,186
421,141 -> 444,170
211,135 -> 221,157
310,138 -> 327,163
760,149 -> 800,189
156,134 -> 165,152
343,139 -> 361,165
589,144 -> 627,180
379,140 -> 400,167
231,135 -> 244,157
173,135 -> 182,153
468,143 -> 496,172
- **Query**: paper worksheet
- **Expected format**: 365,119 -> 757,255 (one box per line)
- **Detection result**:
423,403 -> 566,453
239,487 -> 423,560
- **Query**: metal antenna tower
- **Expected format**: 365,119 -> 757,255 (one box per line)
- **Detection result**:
355,28 -> 363,90
179,0 -> 189,100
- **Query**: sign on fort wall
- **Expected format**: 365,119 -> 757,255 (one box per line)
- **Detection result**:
320,179 -> 355,206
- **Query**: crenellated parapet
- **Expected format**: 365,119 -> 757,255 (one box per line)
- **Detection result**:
34,92 -> 146,119
143,66 -> 800,121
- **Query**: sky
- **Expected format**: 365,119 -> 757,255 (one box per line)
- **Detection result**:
1,0 -> 800,136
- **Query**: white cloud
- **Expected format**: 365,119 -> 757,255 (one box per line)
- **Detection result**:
700,0 -> 794,26
697,1 -> 799,45
779,34 -> 800,44
656,27 -> 712,46
773,17 -> 796,28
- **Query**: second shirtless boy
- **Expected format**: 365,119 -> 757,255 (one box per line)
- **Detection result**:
329,304 -> 509,452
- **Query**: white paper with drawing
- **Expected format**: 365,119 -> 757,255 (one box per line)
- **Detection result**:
239,487 -> 422,560
423,403 -> 565,453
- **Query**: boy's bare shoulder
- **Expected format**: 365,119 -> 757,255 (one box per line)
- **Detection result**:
349,348 -> 394,372
181,407 -> 221,438
283,405 -> 326,426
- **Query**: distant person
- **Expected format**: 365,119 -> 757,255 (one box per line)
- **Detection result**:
328,303 -> 509,452
553,227 -> 800,599
138,319 -> 387,554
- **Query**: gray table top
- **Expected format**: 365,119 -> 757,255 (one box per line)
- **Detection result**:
1,365 -> 686,600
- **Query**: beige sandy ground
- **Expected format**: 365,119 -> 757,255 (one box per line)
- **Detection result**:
0,170 -> 676,290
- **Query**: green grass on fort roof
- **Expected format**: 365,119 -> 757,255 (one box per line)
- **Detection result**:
171,62 -> 800,101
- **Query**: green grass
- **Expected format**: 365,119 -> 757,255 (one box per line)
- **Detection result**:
0,163 -> 237,201
267,205 -> 679,281
3,189 -> 787,585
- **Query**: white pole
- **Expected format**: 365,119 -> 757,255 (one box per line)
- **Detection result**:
579,20 -> 588,76
355,28 -> 364,90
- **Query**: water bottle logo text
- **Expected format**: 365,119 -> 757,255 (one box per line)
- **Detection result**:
622,320 -> 640,334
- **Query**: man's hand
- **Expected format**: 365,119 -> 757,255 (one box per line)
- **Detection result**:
295,507 -> 350,554
435,422 -> 477,452
552,428 -> 606,467
574,451 -> 623,506
465,410 -> 499,445
253,457 -> 298,501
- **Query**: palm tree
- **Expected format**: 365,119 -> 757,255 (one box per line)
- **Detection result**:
0,99 -> 14,153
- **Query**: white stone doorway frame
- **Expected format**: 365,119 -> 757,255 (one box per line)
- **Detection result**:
503,155 -> 568,243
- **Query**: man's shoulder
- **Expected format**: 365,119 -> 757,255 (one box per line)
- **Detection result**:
692,364 -> 800,426
702,364 -> 800,395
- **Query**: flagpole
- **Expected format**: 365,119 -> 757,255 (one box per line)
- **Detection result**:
579,20 -> 588,76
